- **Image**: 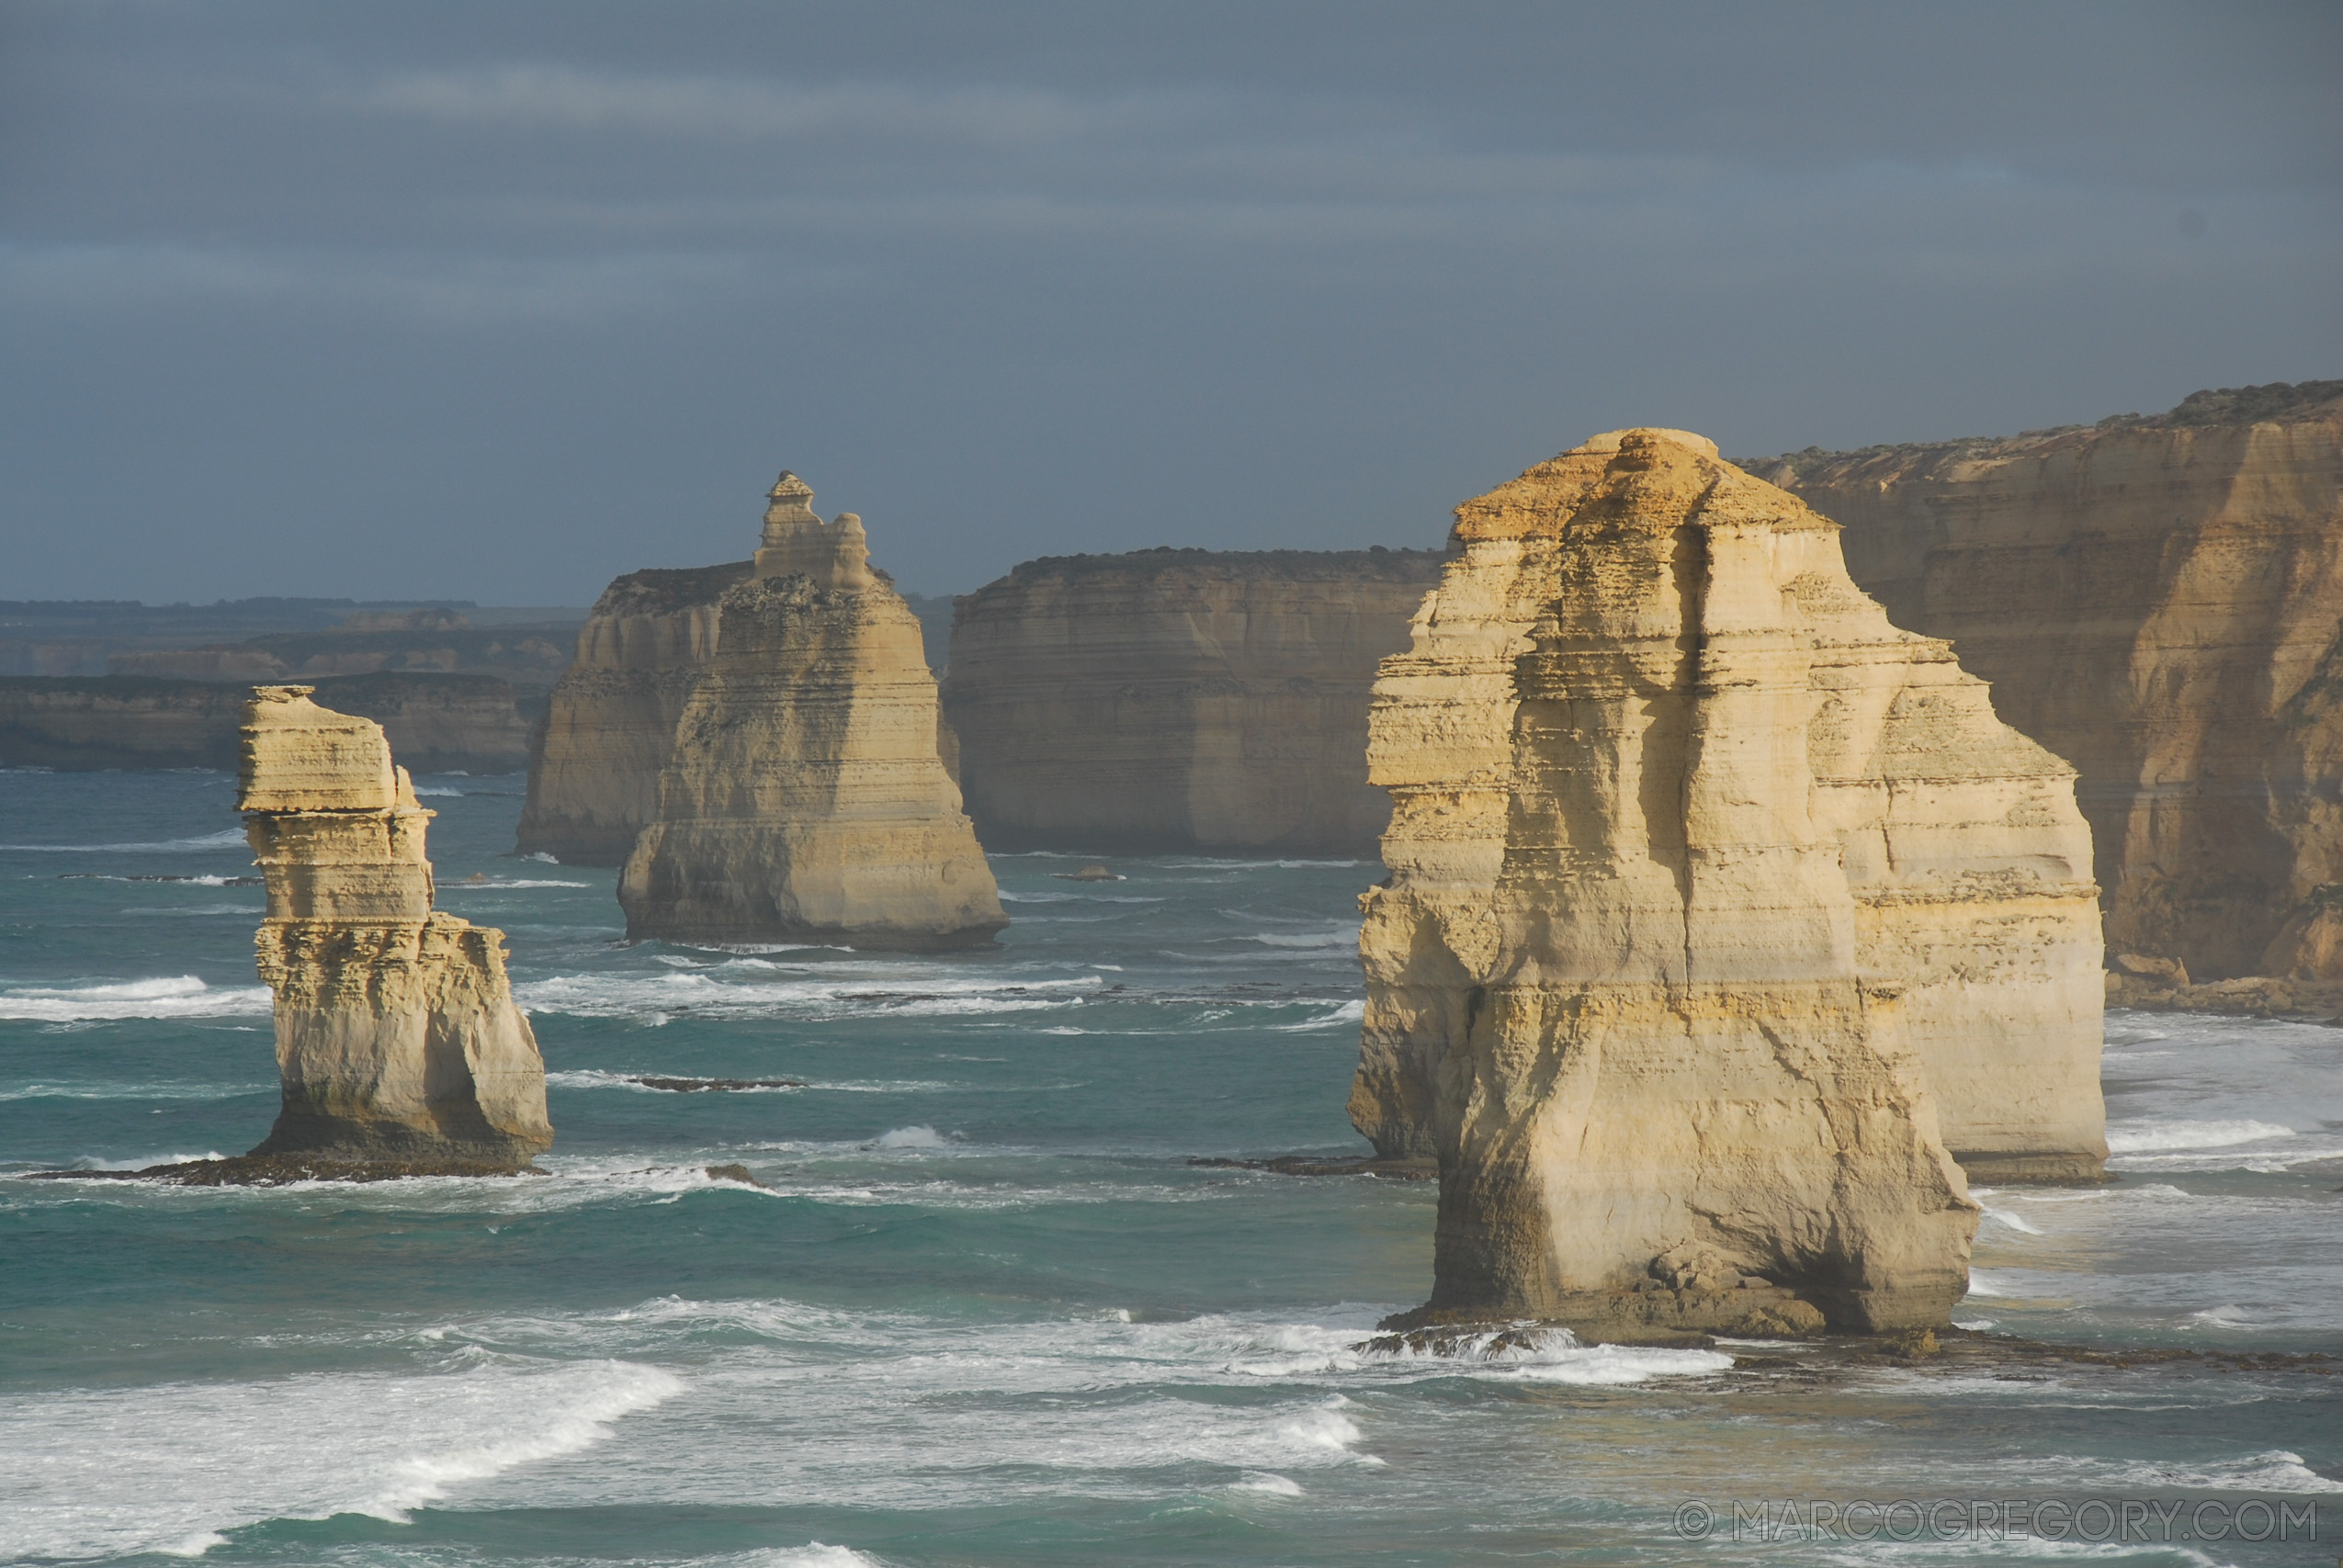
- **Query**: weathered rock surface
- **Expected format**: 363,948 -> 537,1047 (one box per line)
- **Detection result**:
238,685 -> 551,1170
516,561 -> 752,863
1355,428 -> 2107,1335
1753,379 -> 2343,985
943,548 -> 1447,853
519,569 -> 960,865
0,672 -> 537,773
617,474 -> 1006,949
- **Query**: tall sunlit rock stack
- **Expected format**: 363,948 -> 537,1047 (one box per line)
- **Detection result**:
617,472 -> 1007,950
1353,429 -> 2106,1338
237,684 -> 552,1174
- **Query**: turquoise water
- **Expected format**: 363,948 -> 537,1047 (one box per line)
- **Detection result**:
3,769 -> 2338,1567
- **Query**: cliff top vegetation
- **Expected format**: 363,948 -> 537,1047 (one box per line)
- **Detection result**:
1743,378 -> 2342,478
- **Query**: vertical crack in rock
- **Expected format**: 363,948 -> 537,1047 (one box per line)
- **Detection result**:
1359,429 -> 2107,1338
239,685 -> 551,1171
617,472 -> 1007,950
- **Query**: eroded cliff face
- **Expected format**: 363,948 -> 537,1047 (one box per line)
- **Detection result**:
240,685 -> 551,1170
1754,380 -> 2343,984
617,475 -> 1006,949
516,561 -> 750,863
1356,429 -> 2105,1336
943,549 -> 1446,852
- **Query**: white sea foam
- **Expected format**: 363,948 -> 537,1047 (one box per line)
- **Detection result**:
542,1070 -> 804,1095
1227,1472 -> 1304,1496
871,1124 -> 954,1149
0,1357 -> 681,1560
0,827 -> 252,853
513,969 -> 1102,1022
2105,1118 -> 2294,1154
0,1080 -> 268,1103
442,878 -> 592,889
733,1549 -> 886,1568
0,976 -> 271,1021
1272,998 -> 1365,1030
1978,1202 -> 2045,1235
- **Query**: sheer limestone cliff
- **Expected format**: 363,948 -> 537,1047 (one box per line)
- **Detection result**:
617,474 -> 1006,949
238,685 -> 551,1173
942,548 -> 1447,852
1752,379 -> 2343,989
1356,429 -> 2105,1337
516,561 -> 752,863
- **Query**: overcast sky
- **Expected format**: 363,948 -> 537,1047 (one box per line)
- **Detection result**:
4,2 -> 2337,604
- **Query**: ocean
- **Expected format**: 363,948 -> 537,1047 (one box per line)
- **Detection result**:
2,767 -> 2337,1567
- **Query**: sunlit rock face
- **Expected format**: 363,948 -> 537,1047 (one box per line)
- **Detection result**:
617,474 -> 1006,951
239,685 -> 551,1170
1754,380 -> 2343,987
1355,429 -> 2105,1336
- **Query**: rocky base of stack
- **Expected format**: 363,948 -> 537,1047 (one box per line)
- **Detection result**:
1378,1284 -> 1831,1344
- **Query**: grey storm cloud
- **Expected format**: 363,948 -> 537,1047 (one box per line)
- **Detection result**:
1,1 -> 2337,604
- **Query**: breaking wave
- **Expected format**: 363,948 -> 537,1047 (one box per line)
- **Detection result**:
0,976 -> 271,1022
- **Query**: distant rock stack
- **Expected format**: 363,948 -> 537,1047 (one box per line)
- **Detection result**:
516,559 -> 752,864
239,685 -> 552,1171
1357,429 -> 2107,1337
617,472 -> 1007,950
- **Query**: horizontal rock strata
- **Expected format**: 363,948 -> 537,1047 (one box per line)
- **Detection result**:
617,473 -> 1006,949
239,685 -> 551,1170
1753,379 -> 2343,986
942,547 -> 1447,853
1357,428 -> 2107,1336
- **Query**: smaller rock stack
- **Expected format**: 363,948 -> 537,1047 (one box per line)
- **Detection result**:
239,685 -> 551,1171
617,472 -> 1007,950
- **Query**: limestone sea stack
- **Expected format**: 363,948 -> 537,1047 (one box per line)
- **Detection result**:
516,561 -> 751,863
944,548 -> 1446,852
1356,429 -> 2107,1337
239,685 -> 551,1171
617,473 -> 1006,949
1754,380 -> 2343,989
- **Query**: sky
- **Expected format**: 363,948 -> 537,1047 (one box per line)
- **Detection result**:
3,2 -> 2338,604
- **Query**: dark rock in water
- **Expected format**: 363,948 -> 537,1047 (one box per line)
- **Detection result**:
1378,1284 -> 1829,1342
1359,1320 -> 2343,1371
35,1155 -> 545,1185
704,1163 -> 768,1187
629,1075 -> 806,1092
1186,1154 -> 1436,1180
1052,863 -> 1124,882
